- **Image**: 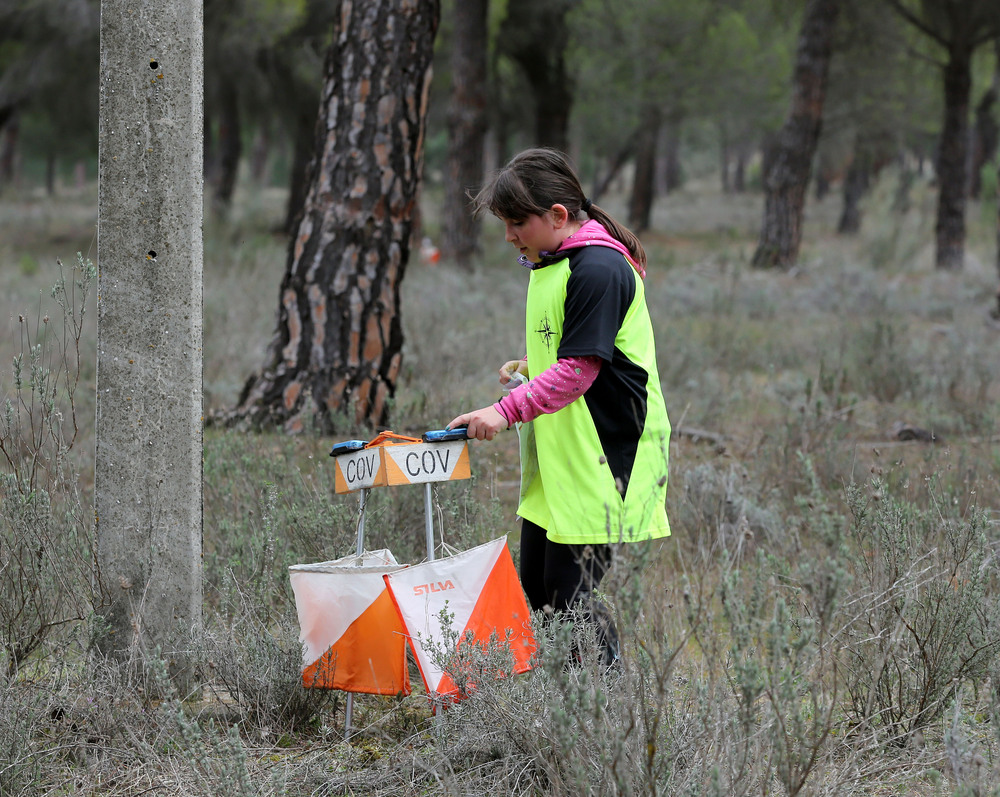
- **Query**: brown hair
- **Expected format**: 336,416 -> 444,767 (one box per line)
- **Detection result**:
469,148 -> 647,271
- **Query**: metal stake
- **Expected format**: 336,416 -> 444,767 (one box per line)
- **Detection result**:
424,482 -> 435,562
344,486 -> 369,739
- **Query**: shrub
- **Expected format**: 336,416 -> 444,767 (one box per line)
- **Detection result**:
839,480 -> 1000,743
198,481 -> 336,735
0,255 -> 95,675
0,678 -> 50,796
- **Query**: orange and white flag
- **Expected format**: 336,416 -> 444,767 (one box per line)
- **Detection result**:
383,537 -> 535,701
289,550 -> 410,695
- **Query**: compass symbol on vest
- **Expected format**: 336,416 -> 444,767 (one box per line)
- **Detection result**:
535,312 -> 556,352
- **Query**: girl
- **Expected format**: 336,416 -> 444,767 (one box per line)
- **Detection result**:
447,148 -> 670,666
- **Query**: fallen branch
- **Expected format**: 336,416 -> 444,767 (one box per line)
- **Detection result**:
672,426 -> 727,453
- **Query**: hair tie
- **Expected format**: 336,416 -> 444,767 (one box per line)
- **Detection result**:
581,197 -> 593,213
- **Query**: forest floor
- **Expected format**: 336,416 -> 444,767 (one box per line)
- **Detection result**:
1,172 -> 1000,795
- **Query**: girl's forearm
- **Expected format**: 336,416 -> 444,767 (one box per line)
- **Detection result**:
493,355 -> 601,426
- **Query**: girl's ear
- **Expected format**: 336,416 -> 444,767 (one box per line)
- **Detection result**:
549,204 -> 570,227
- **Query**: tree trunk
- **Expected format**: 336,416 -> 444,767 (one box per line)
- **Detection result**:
250,121 -> 272,185
498,0 -> 575,151
45,152 -> 56,196
719,123 -> 731,193
440,0 -> 488,270
661,113 -> 683,194
227,0 -> 439,433
838,130 -> 872,234
838,126 -> 894,234
995,155 -> 1000,318
284,113 -> 315,235
734,137 -> 751,193
968,39 -> 999,199
752,0 -> 841,269
814,167 -> 831,200
934,41 -> 973,269
837,161 -> 865,235
628,104 -> 661,234
996,157 -> 1000,300
0,111 -> 19,186
592,131 -> 637,202
995,40 -> 1000,296
212,84 -> 241,215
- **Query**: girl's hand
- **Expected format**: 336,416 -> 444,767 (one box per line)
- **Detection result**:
448,406 -> 507,441
499,359 -> 528,384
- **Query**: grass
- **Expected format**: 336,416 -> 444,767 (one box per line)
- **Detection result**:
1,166 -> 999,794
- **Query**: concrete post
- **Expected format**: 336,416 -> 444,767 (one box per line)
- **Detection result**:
96,0 -> 203,686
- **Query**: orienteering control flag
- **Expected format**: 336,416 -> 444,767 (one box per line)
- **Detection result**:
384,537 -> 535,700
289,550 -> 410,695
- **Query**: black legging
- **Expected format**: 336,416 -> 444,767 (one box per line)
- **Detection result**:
519,518 -> 620,665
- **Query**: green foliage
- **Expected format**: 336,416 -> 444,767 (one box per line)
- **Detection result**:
17,254 -> 37,276
0,0 -> 99,168
698,4 -> 796,133
569,0 -> 754,162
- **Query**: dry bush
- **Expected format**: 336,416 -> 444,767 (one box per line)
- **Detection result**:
839,479 -> 1000,744
0,255 -> 95,676
195,587 -> 338,736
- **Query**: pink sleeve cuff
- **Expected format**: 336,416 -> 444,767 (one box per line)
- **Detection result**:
495,355 -> 601,425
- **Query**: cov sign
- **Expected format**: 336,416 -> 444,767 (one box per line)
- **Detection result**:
331,435 -> 471,494
381,440 -> 470,486
332,447 -> 385,493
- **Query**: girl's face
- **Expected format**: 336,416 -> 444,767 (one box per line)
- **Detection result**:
500,208 -> 566,263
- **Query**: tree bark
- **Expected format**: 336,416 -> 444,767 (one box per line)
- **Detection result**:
227,0 -> 439,433
440,0 -> 488,270
752,0 -> 841,269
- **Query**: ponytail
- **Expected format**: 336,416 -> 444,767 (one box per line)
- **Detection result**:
583,202 -> 647,274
